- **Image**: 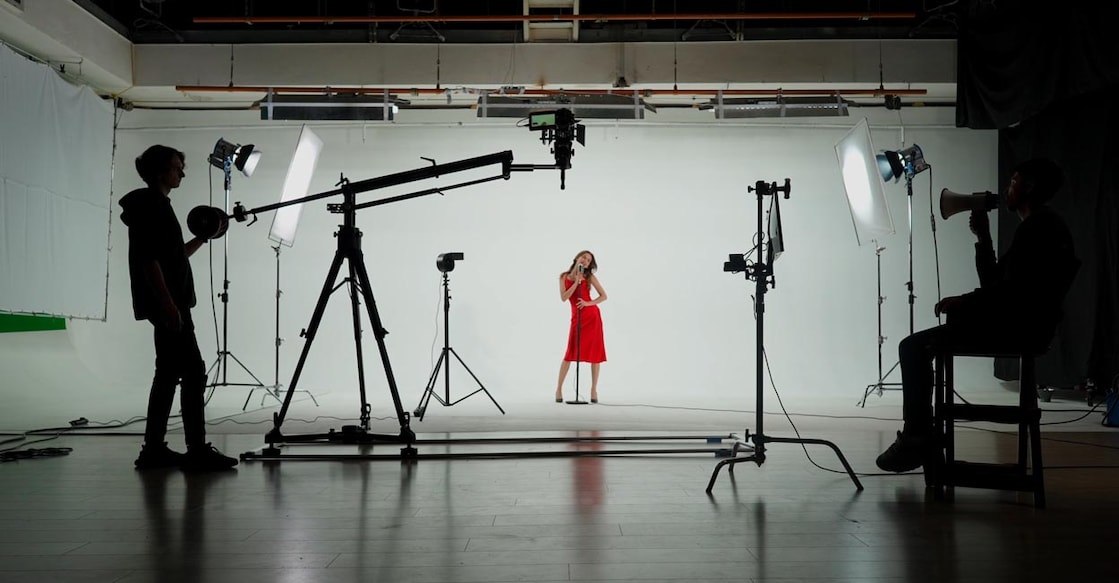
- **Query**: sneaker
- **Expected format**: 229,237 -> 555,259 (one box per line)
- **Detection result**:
180,443 -> 239,472
134,442 -> 185,470
875,431 -> 928,473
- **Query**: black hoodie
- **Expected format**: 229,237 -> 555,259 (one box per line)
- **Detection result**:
955,206 -> 1078,346
119,186 -> 196,321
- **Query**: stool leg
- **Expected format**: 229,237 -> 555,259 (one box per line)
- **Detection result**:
928,353 -> 946,492
1021,355 -> 1045,508
944,355 -> 955,501
1017,359 -> 1029,468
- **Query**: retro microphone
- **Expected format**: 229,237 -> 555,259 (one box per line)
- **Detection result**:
939,188 -> 999,220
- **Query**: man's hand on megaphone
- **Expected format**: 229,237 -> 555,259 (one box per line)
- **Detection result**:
968,210 -> 991,242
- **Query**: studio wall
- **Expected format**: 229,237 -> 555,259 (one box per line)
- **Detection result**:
1,106 -> 997,429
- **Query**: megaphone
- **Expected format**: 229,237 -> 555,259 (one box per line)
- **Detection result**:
939,189 -> 999,220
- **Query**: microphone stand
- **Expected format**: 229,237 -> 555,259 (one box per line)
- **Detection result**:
567,268 -> 589,405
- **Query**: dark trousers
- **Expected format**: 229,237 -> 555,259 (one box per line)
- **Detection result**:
899,321 -> 1016,437
144,311 -> 207,448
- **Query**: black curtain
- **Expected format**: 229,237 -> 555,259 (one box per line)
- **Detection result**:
956,1 -> 1119,389
956,2 -> 1119,131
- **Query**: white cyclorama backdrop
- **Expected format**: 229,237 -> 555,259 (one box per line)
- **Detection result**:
2,107 -> 998,429
0,43 -> 114,319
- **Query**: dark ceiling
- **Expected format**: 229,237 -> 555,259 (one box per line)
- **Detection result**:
75,1 -> 958,44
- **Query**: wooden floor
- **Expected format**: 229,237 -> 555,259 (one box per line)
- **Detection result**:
2,414 -> 1119,583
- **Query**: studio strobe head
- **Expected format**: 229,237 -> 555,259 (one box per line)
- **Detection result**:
436,252 -> 465,273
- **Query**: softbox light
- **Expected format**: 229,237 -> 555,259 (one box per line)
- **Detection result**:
269,125 -> 323,247
835,119 -> 894,246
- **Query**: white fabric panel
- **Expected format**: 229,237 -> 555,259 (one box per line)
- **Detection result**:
0,43 -> 113,319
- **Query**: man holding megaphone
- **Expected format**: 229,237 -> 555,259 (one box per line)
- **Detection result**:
876,157 -> 1079,473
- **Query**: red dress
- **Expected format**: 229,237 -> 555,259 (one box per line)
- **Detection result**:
563,276 -> 606,363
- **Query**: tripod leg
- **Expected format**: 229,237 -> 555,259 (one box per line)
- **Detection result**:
766,436 -> 864,490
226,352 -> 268,386
351,251 -> 415,443
268,249 -> 346,440
448,348 -> 506,414
347,259 -> 372,431
205,356 -> 221,385
414,349 -> 449,420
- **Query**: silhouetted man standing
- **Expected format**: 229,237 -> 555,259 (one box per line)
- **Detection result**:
120,145 -> 237,472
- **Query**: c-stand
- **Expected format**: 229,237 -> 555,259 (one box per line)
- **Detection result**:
229,151 -> 517,457
706,178 -> 864,493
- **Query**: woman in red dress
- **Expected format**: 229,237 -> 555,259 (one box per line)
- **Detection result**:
555,250 -> 608,403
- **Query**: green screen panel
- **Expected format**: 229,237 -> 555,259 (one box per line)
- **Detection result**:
0,313 -> 67,333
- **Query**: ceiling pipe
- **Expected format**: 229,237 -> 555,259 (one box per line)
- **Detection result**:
193,12 -> 916,25
175,86 -> 928,97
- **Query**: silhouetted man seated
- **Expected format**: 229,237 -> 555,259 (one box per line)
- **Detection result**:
876,157 -> 1078,473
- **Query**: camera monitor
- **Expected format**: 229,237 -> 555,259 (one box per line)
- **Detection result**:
529,110 -> 558,130
767,193 -> 784,265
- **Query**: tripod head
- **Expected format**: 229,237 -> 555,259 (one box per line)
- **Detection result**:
725,177 -> 793,288
748,178 -> 792,199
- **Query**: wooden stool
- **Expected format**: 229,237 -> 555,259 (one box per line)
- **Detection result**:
930,348 -> 1045,508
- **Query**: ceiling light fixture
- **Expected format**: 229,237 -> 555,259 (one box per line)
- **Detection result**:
703,91 -> 850,119
259,90 -> 401,121
476,92 -> 654,120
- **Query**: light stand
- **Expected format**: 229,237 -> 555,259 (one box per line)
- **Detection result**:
241,244 -> 320,411
706,178 -> 863,493
859,145 -> 928,406
858,241 -> 904,407
414,264 -> 505,420
228,151 -> 517,457
204,148 -> 269,403
270,244 -> 283,397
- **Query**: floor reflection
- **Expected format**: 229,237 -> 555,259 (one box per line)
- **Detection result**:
572,430 -> 604,511
139,468 -> 233,582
